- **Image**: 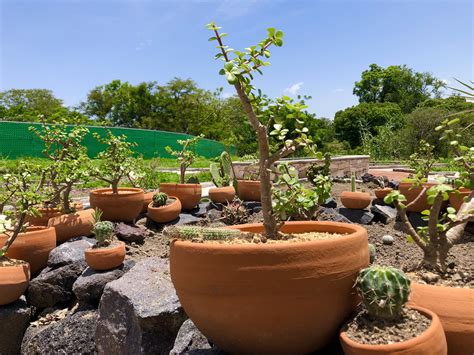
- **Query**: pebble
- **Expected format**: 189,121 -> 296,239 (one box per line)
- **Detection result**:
421,272 -> 440,284
382,235 -> 395,245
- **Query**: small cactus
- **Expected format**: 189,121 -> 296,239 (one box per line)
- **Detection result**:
351,172 -> 356,192
210,152 -> 232,187
368,244 -> 376,264
356,265 -> 411,320
163,225 -> 251,241
153,192 -> 168,207
92,221 -> 114,244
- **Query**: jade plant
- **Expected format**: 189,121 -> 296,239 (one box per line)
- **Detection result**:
93,130 -> 140,194
165,135 -> 204,184
356,266 -> 411,320
30,117 -> 90,213
207,22 -> 317,238
409,140 -> 435,180
152,192 -> 168,207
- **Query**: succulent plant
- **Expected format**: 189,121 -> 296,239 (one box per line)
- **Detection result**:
92,221 -> 114,244
210,151 -> 232,187
153,192 -> 168,207
351,172 -> 356,192
356,265 -> 411,320
368,244 -> 376,264
163,225 -> 250,241
222,201 -> 249,225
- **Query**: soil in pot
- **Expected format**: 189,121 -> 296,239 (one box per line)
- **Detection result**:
237,180 -> 261,201
0,259 -> 30,305
47,209 -> 94,243
84,240 -> 126,271
147,197 -> 182,224
208,186 -> 235,204
159,183 -> 202,211
89,188 -> 144,222
340,191 -> 371,209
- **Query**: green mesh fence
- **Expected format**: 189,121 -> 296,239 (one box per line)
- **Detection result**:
0,121 -> 234,159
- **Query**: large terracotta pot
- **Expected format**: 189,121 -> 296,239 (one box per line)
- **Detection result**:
159,183 -> 201,211
340,191 -> 371,209
47,209 -> 95,243
449,188 -> 471,211
89,188 -> 144,222
339,306 -> 447,355
170,221 -> 369,354
237,180 -> 261,201
208,186 -> 235,204
408,282 -> 474,354
141,191 -> 157,213
147,197 -> 182,224
374,188 -> 393,199
25,202 -> 84,226
0,261 -> 30,305
399,182 -> 437,212
84,241 -> 126,271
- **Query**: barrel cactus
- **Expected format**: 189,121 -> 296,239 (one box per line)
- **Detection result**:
152,192 -> 168,207
356,265 -> 411,320
92,221 -> 114,244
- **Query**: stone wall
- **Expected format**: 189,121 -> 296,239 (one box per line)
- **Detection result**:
232,155 -> 370,180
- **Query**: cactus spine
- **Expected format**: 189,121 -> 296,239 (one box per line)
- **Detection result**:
164,226 -> 250,241
351,172 -> 356,192
356,266 -> 411,320
93,221 -> 114,244
210,151 -> 232,187
153,192 -> 168,207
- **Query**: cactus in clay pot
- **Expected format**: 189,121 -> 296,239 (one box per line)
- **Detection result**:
164,225 -> 250,241
92,221 -> 114,245
351,172 -> 356,192
152,192 -> 168,207
210,151 -> 234,188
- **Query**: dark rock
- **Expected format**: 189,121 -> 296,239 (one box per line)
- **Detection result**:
48,237 -> 95,268
95,257 -> 187,354
321,197 -> 337,209
372,198 -> 387,207
242,201 -> 262,214
361,173 -> 376,183
388,180 -> 399,190
170,319 -> 212,355
115,222 -> 147,244
27,261 -> 86,308
207,202 -> 224,211
371,204 -> 398,224
0,296 -> 31,355
338,208 -> 374,225
408,212 -> 428,229
191,203 -> 209,218
207,209 -> 223,222
317,207 -> 351,223
21,310 -> 97,354
382,235 -> 395,245
72,260 -> 135,305
173,213 -> 203,226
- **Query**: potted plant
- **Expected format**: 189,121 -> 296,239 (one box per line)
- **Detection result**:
237,165 -> 261,201
340,173 -> 371,209
168,23 -> 369,354
89,130 -> 144,222
147,192 -> 182,224
374,177 -> 393,199
209,151 -> 236,204
160,135 -> 203,210
339,266 -> 447,354
84,209 -> 125,271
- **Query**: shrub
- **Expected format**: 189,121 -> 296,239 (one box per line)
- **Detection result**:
165,135 -> 203,184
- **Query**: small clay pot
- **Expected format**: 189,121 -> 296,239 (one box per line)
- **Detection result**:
374,188 -> 393,200
339,306 -> 447,355
141,191 -> 157,213
409,282 -> 474,354
208,186 -> 236,204
147,197 -> 182,224
399,182 -> 437,212
47,209 -> 95,243
0,261 -> 30,305
448,188 -> 471,211
340,191 -> 371,209
159,183 -> 202,211
237,180 -> 261,201
0,226 -> 56,274
89,188 -> 144,222
84,241 -> 126,271
25,202 -> 84,226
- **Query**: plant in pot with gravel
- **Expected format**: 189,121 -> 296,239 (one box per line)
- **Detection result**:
168,22 -> 370,354
160,135 -> 203,210
147,192 -> 182,224
209,151 -> 236,204
340,266 -> 447,354
89,130 -> 144,222
84,209 -> 125,271
374,177 -> 393,200
341,173 -> 371,209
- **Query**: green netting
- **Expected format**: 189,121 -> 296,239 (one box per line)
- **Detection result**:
0,121 -> 234,159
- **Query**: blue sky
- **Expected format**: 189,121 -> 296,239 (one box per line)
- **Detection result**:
1,0 -> 472,118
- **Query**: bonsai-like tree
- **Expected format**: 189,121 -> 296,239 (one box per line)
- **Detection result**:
165,134 -> 203,184
409,140 -> 435,180
207,22 -> 316,238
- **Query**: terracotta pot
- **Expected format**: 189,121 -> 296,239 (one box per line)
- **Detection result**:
340,191 -> 371,209
0,261 -> 30,305
339,306 -> 447,355
237,180 -> 261,201
159,183 -> 202,211
170,221 -> 369,354
47,209 -> 95,243
141,191 -> 157,213
84,241 -> 126,271
147,197 -> 182,224
208,186 -> 235,204
408,282 -> 474,355
0,226 -> 56,274
25,202 -> 84,226
449,188 -> 471,211
374,188 -> 393,200
399,182 -> 437,212
89,188 -> 144,222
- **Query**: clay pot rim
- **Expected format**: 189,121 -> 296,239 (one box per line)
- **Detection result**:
147,196 -> 180,211
209,186 -> 235,191
375,187 -> 393,191
159,183 -> 202,188
90,187 -> 144,196
1,226 -> 56,238
84,240 -> 125,255
237,179 -> 260,184
340,306 -> 439,351
172,221 -> 367,251
341,191 -> 371,197
0,258 -> 30,268
399,181 -> 438,188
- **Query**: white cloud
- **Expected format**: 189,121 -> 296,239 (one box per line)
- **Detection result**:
332,88 -> 344,93
284,82 -> 304,96
136,39 -> 152,51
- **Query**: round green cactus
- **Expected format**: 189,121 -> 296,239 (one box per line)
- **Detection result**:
92,221 -> 114,244
356,265 -> 411,320
153,192 -> 168,207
